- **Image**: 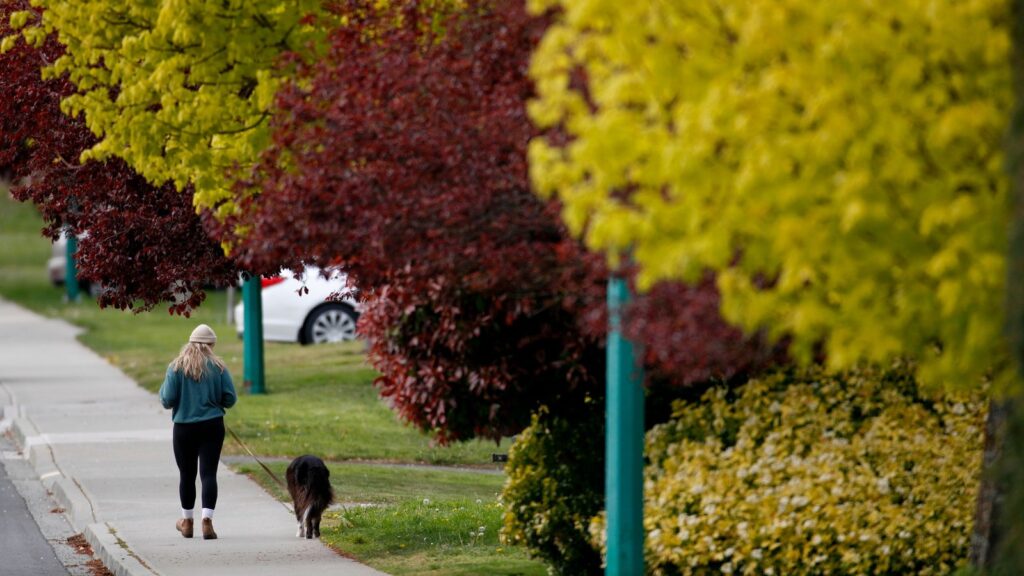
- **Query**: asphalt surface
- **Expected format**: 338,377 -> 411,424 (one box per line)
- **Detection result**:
0,438 -> 68,576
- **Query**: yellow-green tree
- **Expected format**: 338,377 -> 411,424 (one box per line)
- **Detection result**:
6,1 -> 466,219
528,0 -> 1014,391
7,0 -> 326,217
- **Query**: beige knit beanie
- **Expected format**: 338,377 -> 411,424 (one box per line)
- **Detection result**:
189,324 -> 217,344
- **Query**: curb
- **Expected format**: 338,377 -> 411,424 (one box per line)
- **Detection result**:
51,476 -> 99,531
0,386 -> 16,432
12,417 -> 63,488
85,522 -> 159,576
0,407 -> 13,434
10,416 -> 61,483
5,409 -> 156,576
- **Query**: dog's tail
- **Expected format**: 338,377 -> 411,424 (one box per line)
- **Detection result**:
301,458 -> 334,513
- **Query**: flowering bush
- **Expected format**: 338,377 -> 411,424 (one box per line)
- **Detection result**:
602,366 -> 985,575
501,406 -> 605,575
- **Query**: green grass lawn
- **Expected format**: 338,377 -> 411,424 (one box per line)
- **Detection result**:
0,188 -> 544,575
326,498 -> 544,576
0,187 -> 59,313
236,461 -> 545,575
235,460 -> 506,505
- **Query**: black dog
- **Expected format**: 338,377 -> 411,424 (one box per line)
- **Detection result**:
286,455 -> 334,539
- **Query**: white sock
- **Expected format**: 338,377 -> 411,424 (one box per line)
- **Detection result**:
201,508 -> 215,519
182,509 -> 194,519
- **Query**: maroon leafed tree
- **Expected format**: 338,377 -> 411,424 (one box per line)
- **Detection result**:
0,0 -> 240,314
627,276 -> 788,389
225,0 -> 784,443
224,0 -> 606,443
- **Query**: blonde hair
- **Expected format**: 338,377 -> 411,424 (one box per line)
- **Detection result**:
170,342 -> 227,381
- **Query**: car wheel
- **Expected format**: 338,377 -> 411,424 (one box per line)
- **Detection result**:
86,281 -> 105,299
302,303 -> 358,344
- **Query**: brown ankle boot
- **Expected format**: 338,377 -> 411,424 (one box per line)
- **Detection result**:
176,518 -> 194,538
202,518 -> 217,540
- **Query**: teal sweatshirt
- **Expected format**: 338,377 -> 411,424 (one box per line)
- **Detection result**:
159,360 -> 237,424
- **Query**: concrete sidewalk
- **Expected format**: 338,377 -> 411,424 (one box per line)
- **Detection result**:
0,299 -> 386,576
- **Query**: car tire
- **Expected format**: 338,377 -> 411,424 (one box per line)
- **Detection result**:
302,303 -> 359,344
86,281 -> 104,299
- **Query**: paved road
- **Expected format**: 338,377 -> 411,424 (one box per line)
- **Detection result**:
0,441 -> 67,576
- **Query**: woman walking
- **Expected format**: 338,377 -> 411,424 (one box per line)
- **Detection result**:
159,324 -> 237,540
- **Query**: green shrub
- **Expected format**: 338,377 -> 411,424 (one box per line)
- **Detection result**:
501,405 -> 605,575
604,366 -> 985,575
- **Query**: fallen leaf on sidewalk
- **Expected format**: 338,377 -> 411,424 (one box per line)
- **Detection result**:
66,533 -> 92,555
86,558 -> 113,576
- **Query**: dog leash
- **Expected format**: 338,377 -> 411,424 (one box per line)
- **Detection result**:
225,423 -> 295,514
225,423 -> 353,524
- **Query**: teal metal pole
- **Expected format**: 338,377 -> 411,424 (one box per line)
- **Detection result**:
242,275 -> 266,394
606,276 -> 644,575
65,232 -> 80,302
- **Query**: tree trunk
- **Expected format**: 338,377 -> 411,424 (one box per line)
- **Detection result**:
973,0 -> 1024,572
970,400 -> 1010,568
970,0 -> 1024,570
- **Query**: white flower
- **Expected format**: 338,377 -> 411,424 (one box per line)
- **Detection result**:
422,498 -> 431,505
751,548 -> 763,560
876,477 -> 891,494
721,562 -> 734,574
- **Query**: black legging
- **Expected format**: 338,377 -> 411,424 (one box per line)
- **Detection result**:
172,416 -> 225,510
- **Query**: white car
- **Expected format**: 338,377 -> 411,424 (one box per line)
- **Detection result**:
234,266 -> 360,344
